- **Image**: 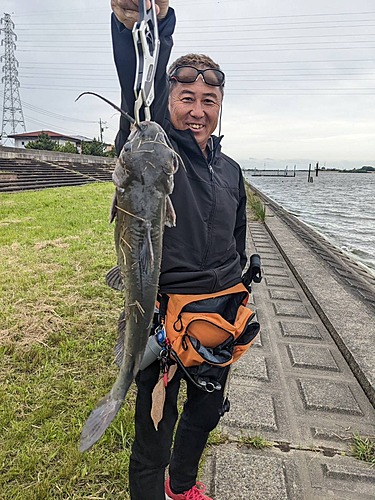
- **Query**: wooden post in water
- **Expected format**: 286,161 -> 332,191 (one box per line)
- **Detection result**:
308,163 -> 314,183
294,165 -> 296,177
316,162 -> 319,177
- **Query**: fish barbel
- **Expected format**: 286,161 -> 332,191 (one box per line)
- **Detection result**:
79,114 -> 178,452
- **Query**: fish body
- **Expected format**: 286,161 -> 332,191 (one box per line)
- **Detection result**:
80,121 -> 177,452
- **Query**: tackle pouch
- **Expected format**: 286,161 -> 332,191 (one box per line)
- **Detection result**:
160,283 -> 260,369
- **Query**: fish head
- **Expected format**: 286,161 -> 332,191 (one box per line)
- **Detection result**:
113,121 -> 178,194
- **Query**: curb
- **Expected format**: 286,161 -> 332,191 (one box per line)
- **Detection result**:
247,183 -> 375,410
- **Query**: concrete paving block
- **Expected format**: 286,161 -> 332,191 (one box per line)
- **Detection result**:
252,237 -> 270,243
256,247 -> 275,254
262,260 -> 284,268
251,331 -> 263,348
269,289 -> 302,301
259,252 -> 279,259
223,387 -> 278,432
306,454 -> 375,498
297,422 -> 375,453
287,345 -> 339,372
261,256 -> 281,263
265,276 -> 295,288
247,293 -> 255,305
273,302 -> 311,318
322,462 -> 375,483
210,446 -> 302,500
311,426 -> 357,443
297,379 -> 363,416
263,266 -> 289,277
232,350 -> 269,382
279,321 -> 323,340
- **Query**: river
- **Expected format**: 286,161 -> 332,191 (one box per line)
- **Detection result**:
243,170 -> 375,276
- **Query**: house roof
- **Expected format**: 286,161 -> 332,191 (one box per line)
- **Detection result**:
7,131 -> 91,142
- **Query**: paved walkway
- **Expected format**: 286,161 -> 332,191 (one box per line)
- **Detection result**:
202,217 -> 375,500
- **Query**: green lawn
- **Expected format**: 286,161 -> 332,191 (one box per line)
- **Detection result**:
0,183 -> 226,499
0,183 -> 135,499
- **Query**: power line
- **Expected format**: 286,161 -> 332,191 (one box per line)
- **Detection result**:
18,74 -> 375,82
15,58 -> 375,66
13,7 -> 108,17
17,46 -> 375,53
18,41 -> 375,49
0,91 -> 99,123
18,70 -> 375,76
23,113 -> 94,136
13,9 -> 375,19
176,11 -> 375,21
17,61 -> 115,66
17,33 -> 375,42
18,83 -> 375,91
14,18 -> 375,26
19,86 -> 375,95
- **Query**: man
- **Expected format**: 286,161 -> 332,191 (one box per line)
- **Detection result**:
111,1 -> 247,499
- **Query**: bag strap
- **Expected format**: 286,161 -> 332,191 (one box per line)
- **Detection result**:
158,293 -> 170,323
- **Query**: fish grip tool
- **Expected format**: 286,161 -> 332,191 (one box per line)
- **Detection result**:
133,0 -> 160,124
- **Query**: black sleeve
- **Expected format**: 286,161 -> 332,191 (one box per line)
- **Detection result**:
111,8 -> 176,154
234,173 -> 248,270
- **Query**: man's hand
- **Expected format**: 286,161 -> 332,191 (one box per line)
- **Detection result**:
111,0 -> 169,30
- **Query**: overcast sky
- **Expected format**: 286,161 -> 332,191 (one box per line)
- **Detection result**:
1,0 -> 375,169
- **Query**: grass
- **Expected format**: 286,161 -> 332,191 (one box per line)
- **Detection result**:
244,182 -> 266,222
0,184 -> 230,499
351,434 -> 375,466
0,183 -> 136,499
238,433 -> 273,450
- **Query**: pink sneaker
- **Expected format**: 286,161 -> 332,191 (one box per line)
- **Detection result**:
165,477 -> 213,500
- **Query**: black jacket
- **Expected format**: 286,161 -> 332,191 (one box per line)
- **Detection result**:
111,8 -> 247,294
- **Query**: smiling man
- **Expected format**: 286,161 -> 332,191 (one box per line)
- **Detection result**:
111,1 -> 248,499
167,60 -> 224,155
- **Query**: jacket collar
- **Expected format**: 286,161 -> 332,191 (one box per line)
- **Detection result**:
167,119 -> 224,164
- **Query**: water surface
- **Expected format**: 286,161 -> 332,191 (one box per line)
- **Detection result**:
244,171 -> 375,275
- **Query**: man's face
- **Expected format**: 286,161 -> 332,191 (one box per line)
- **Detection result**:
168,76 -> 222,154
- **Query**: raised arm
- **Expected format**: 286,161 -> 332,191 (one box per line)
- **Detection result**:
111,0 -> 176,153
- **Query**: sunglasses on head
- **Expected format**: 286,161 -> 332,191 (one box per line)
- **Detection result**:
170,65 -> 225,87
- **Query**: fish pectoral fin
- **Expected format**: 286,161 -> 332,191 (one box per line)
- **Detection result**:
114,310 -> 126,368
106,265 -> 124,292
109,191 -> 117,224
165,196 -> 176,228
140,222 -> 154,275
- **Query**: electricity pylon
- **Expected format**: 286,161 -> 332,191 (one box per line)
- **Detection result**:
1,13 -> 26,145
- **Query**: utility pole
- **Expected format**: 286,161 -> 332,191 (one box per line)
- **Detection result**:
1,13 -> 26,145
99,118 -> 107,143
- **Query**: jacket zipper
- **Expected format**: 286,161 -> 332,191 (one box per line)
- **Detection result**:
201,175 -> 216,272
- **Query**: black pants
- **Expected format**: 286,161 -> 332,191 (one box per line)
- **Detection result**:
129,360 -> 230,500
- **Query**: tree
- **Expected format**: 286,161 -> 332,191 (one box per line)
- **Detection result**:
105,145 -> 117,158
58,141 -> 78,154
81,138 -> 105,156
25,132 -> 57,151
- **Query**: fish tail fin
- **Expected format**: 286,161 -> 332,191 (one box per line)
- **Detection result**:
79,392 -> 124,452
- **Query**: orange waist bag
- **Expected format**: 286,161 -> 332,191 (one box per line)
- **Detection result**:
159,283 -> 260,369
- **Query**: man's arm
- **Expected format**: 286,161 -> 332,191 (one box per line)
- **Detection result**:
111,1 -> 176,153
234,174 -> 248,271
